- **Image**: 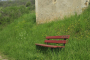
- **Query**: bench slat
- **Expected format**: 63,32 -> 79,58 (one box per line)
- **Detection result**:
45,40 -> 67,43
35,44 -> 65,48
46,35 -> 70,39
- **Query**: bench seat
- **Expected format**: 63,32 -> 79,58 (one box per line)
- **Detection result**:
35,44 -> 65,48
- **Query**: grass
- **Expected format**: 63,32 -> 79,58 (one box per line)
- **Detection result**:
0,6 -> 90,60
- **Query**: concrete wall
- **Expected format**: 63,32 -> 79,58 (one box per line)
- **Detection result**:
35,0 -> 89,24
82,0 -> 89,8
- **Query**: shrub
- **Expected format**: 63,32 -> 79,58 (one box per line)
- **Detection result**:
26,2 -> 31,7
0,5 -> 31,25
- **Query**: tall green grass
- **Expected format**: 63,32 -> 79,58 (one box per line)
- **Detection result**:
0,6 -> 90,60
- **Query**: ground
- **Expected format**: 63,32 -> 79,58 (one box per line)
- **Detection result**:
0,55 -> 8,60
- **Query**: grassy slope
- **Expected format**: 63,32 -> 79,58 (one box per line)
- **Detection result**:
0,6 -> 90,60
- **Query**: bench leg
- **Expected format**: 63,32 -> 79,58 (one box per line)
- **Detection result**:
63,38 -> 66,46
51,48 -> 53,52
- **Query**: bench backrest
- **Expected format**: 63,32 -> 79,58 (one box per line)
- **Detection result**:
45,35 -> 70,46
46,35 -> 70,39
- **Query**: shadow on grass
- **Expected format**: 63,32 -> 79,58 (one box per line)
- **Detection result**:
36,45 -> 65,55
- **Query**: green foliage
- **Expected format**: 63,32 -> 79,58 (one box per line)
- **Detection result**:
0,4 -> 90,60
0,7 -> 3,10
0,0 -> 35,7
0,5 -> 33,25
26,2 -> 31,7
0,7 -> 3,16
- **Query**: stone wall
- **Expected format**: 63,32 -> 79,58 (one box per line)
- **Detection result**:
35,0 -> 89,24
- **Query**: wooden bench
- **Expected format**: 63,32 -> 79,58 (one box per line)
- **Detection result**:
35,35 -> 70,48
